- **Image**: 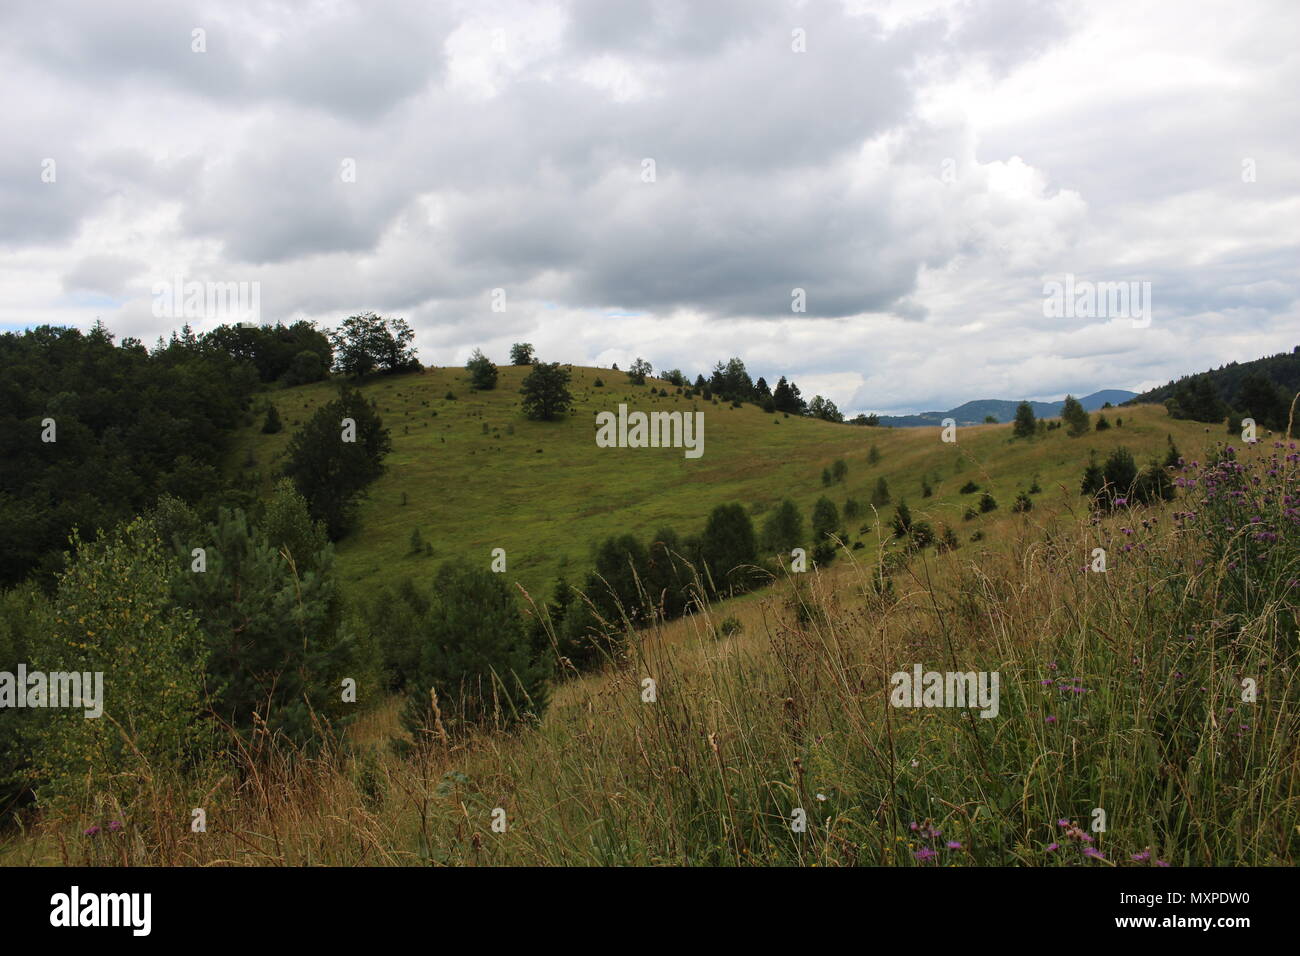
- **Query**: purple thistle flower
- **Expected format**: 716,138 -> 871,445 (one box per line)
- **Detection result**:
84,825 -> 101,837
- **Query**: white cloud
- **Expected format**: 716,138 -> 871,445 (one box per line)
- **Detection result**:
1,0 -> 1297,413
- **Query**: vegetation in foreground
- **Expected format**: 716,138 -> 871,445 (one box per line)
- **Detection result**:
3,435 -> 1297,866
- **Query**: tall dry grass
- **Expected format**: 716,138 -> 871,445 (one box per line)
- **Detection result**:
5,439 -> 1298,866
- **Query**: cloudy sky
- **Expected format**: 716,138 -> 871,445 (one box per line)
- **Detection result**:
2,0 -> 1297,415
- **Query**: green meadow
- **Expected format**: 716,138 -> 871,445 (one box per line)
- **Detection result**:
232,363 -> 1213,600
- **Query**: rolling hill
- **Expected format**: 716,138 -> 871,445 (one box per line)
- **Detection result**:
230,366 -> 1197,599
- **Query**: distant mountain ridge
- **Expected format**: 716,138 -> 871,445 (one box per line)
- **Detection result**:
875,390 -> 1137,428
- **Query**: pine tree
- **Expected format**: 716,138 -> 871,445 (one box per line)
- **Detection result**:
700,503 -> 758,594
1102,447 -> 1138,499
261,403 -> 283,434
466,348 -> 499,390
1061,395 -> 1091,436
761,499 -> 804,553
811,496 -> 841,542
1013,401 -> 1036,438
890,500 -> 912,537
871,476 -> 890,506
400,563 -> 548,735
170,487 -> 351,744
1081,454 -> 1105,497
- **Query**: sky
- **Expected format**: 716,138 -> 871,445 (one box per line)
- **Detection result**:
2,0 -> 1297,416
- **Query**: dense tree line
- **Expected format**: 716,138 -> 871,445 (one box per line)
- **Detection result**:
202,320 -> 333,385
0,323 -> 256,586
1132,347 -> 1300,429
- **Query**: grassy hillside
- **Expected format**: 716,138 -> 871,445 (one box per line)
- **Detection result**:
5,369 -> 1295,867
10,424 -> 1297,866
231,364 -> 1214,599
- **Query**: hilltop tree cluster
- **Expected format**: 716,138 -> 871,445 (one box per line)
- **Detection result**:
330,312 -> 420,378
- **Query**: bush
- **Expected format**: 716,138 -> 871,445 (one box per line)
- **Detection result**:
908,520 -> 935,550
700,503 -> 759,595
466,349 -> 499,390
960,481 -> 980,494
356,577 -> 430,692
33,520 -> 208,809
1061,395 -> 1091,436
261,403 -> 283,434
170,491 -> 353,745
871,477 -> 891,507
890,500 -> 913,538
1102,447 -> 1138,501
1081,454 -> 1105,497
0,583 -> 47,819
761,499 -> 804,553
812,497 -> 841,544
979,491 -> 998,513
286,349 -> 326,386
1013,491 -> 1033,513
938,525 -> 960,552
400,563 -> 548,736
716,616 -> 743,639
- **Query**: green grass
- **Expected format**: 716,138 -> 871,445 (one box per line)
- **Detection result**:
6,383 -> 1295,867
231,364 -> 1213,599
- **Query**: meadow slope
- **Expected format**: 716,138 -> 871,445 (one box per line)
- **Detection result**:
6,375 -> 1295,866
230,364 -> 1214,599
